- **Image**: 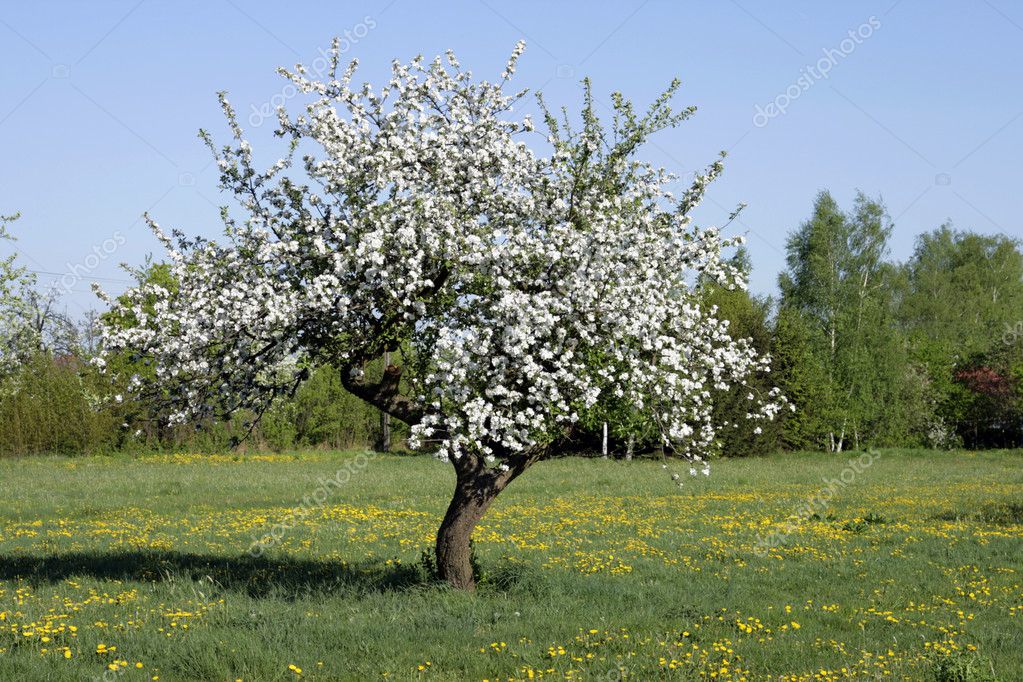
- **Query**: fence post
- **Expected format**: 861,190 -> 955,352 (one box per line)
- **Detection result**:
379,350 -> 391,452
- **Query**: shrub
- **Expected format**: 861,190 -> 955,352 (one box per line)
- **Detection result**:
0,354 -> 119,455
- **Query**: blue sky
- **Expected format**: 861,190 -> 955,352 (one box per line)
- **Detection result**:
2,0 -> 1021,314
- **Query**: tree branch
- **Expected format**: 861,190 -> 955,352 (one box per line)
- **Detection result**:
340,361 -> 423,425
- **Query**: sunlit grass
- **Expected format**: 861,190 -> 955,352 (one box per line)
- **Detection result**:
1,449 -> 1021,680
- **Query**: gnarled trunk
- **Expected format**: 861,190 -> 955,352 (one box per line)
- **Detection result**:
435,447 -> 544,590
435,472 -> 503,590
340,353 -> 552,591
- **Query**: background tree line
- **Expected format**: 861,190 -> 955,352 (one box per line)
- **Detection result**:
740,190 -> 1022,454
1,192 -> 1020,457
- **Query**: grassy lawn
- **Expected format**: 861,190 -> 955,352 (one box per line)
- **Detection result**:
1,449 -> 1021,681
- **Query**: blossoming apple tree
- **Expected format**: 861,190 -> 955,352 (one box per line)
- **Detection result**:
98,41 -> 786,590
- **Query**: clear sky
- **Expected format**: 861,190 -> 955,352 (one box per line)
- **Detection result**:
2,0 -> 1021,315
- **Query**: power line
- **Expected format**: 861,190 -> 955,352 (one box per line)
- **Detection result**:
26,269 -> 135,285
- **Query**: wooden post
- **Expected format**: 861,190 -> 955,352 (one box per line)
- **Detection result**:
601,422 -> 608,459
380,350 -> 391,452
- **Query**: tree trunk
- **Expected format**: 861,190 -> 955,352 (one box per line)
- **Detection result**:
435,448 -> 544,590
435,475 -> 501,591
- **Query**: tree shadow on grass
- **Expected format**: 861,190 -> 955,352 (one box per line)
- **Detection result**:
0,550 -> 435,599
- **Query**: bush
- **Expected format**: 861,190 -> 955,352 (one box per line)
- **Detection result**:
928,650 -> 1002,682
0,354 -> 402,456
272,364 -> 386,450
0,354 -> 120,455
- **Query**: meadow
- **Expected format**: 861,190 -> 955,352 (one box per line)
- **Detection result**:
1,449 -> 1021,681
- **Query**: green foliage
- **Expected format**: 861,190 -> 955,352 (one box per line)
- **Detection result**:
701,250 -> 783,456
897,226 -> 1023,448
0,354 -> 120,455
0,351 -> 397,456
947,343 -> 1023,448
778,191 -> 938,450
262,361 -> 404,451
771,306 -> 832,450
4,192 -> 1023,457
569,193 -> 1023,457
576,248 -> 785,458
928,650 -> 1003,682
575,343 -> 661,458
900,225 -> 1023,359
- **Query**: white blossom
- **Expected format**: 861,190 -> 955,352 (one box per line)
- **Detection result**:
98,44 -> 786,468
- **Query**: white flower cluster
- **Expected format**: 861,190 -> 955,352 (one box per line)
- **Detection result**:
98,41 -> 785,467
0,214 -> 41,380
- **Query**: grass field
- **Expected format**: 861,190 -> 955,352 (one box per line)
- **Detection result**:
1,449 -> 1021,681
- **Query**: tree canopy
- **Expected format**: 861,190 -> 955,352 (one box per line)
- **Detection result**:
97,42 -> 786,588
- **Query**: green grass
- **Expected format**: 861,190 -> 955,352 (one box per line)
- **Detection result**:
1,448 -> 1021,681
